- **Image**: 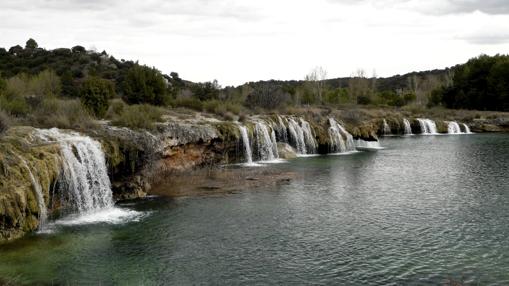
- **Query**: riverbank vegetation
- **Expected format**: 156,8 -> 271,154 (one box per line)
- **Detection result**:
1,39 -> 508,133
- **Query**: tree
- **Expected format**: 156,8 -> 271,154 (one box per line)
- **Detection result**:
348,69 -> 372,104
25,38 -> 38,50
122,64 -> 168,105
191,80 -> 220,101
71,45 -> 86,53
80,77 -> 115,117
305,66 -> 327,103
246,83 -> 290,110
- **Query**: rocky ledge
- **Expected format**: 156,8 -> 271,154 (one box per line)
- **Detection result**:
1,111 -> 508,243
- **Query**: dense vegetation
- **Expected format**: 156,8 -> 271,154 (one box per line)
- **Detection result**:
438,55 -> 509,111
0,39 -> 507,133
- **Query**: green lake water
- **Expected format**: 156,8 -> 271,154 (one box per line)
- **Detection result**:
1,134 -> 508,285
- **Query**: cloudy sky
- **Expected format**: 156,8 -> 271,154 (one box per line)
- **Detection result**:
1,0 -> 508,86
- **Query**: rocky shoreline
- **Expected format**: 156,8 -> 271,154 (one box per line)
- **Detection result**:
1,110 -> 508,243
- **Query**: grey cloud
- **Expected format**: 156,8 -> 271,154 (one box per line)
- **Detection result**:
1,0 -> 262,21
460,32 -> 509,45
329,0 -> 509,15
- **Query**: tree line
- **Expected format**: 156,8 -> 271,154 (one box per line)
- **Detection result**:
1,39 -> 507,131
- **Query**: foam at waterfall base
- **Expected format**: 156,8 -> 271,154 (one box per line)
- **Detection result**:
327,151 -> 361,156
52,207 -> 146,227
296,154 -> 321,158
240,159 -> 287,167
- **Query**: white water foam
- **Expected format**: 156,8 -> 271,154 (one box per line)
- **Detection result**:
403,119 -> 413,135
52,207 -> 145,226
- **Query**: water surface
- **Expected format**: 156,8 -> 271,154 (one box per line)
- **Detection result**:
1,134 -> 509,285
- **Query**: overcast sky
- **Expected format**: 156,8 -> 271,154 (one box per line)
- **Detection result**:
1,0 -> 508,86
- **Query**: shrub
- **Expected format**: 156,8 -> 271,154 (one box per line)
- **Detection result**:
105,98 -> 127,119
28,98 -> 95,129
29,69 -> 61,97
172,97 -> 203,111
80,76 -> 115,117
0,93 -> 29,116
111,104 -> 165,130
122,64 -> 169,106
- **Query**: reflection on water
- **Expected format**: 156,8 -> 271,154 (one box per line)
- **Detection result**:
1,134 -> 509,285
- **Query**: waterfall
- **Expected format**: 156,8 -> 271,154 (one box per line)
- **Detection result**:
19,159 -> 47,230
328,118 -> 355,153
300,119 -> 317,154
447,121 -> 462,134
36,129 -> 113,215
383,119 -> 391,135
287,118 -> 307,154
463,124 -> 472,134
254,121 -> 278,161
403,119 -> 413,135
285,118 -> 317,155
270,128 -> 279,159
276,116 -> 289,143
238,125 -> 253,164
417,119 -> 438,135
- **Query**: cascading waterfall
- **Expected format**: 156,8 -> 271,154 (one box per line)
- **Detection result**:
270,128 -> 279,159
417,119 -> 438,135
287,118 -> 307,154
383,119 -> 391,135
403,118 -> 413,135
19,159 -> 47,230
300,119 -> 317,154
36,128 -> 113,215
276,116 -> 289,143
254,121 -> 278,161
238,125 -> 253,164
328,118 -> 356,153
285,118 -> 318,155
447,121 -> 462,134
463,124 -> 472,134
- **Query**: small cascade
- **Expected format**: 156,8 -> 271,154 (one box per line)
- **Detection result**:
254,121 -> 278,161
382,119 -> 391,135
356,139 -> 384,150
417,119 -> 438,135
276,116 -> 289,143
447,121 -> 462,134
270,128 -> 279,159
328,118 -> 356,153
463,124 -> 472,134
300,119 -> 317,154
238,125 -> 253,164
19,159 -> 47,230
287,118 -> 307,154
36,129 -> 113,215
403,118 -> 413,135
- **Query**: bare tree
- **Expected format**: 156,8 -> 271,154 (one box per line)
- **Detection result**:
348,69 -> 371,104
305,66 -> 327,103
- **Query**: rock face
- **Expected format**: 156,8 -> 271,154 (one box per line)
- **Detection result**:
0,127 -> 61,242
277,143 -> 297,159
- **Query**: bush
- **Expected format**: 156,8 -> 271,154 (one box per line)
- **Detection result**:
29,69 -> 61,97
105,98 -> 127,119
28,98 -> 95,129
111,104 -> 165,130
122,64 -> 169,106
171,97 -> 203,111
0,93 -> 29,116
80,76 -> 115,117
